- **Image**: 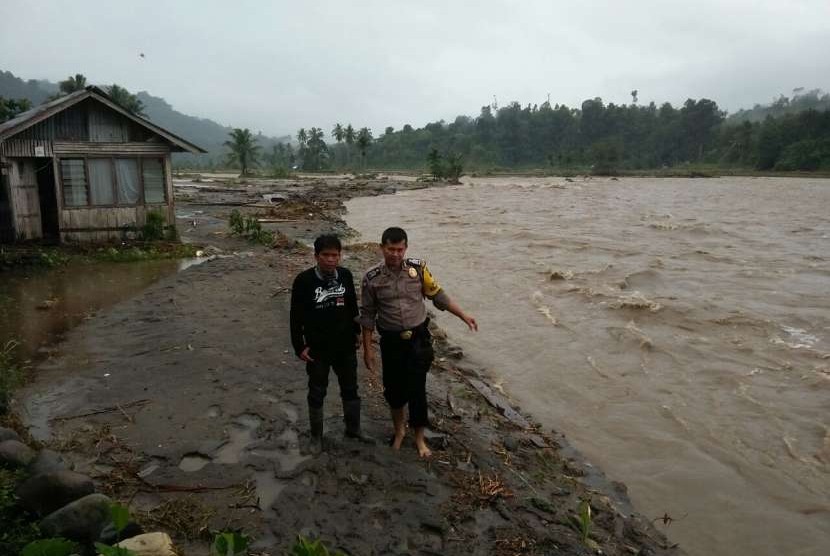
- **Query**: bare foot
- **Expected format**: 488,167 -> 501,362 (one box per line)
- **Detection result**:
392,429 -> 406,450
415,438 -> 432,458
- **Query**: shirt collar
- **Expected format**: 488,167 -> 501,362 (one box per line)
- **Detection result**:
381,260 -> 408,274
315,266 -> 338,281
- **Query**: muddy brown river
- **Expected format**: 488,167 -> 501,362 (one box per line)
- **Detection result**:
346,176 -> 830,556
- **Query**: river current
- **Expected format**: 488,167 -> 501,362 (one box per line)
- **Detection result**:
345,176 -> 830,556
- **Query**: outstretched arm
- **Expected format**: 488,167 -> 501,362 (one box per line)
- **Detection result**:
445,298 -> 478,331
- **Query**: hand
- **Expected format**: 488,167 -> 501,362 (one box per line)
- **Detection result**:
299,346 -> 315,363
462,314 -> 478,332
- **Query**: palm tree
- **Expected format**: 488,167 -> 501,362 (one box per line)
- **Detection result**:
224,128 -> 261,177
356,127 -> 373,170
107,84 -> 146,117
344,124 -> 356,167
332,123 -> 344,143
331,123 -> 344,166
59,74 -> 87,95
305,127 -> 329,171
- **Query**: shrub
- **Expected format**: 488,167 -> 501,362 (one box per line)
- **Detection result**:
141,211 -> 167,241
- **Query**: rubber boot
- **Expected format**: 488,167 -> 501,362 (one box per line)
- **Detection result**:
343,399 -> 375,445
308,405 -> 324,455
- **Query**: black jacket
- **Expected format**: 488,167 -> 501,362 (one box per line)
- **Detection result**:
290,266 -> 359,357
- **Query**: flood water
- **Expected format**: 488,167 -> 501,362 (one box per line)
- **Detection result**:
345,176 -> 830,556
0,259 -> 194,363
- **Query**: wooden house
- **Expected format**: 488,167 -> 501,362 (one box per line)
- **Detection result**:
0,86 -> 205,243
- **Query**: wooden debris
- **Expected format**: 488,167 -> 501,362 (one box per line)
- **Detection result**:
50,399 -> 151,422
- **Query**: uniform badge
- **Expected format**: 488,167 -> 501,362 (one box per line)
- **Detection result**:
408,267 -> 418,278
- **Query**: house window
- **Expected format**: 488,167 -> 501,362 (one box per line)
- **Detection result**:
142,158 -> 165,204
115,159 -> 140,204
88,158 -> 114,205
60,159 -> 88,207
59,157 -> 166,208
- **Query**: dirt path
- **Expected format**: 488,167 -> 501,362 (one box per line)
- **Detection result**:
18,175 -> 680,555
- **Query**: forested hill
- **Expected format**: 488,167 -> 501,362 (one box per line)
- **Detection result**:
0,70 -> 290,166
0,71 -> 58,105
134,90 -> 291,166
727,89 -> 830,124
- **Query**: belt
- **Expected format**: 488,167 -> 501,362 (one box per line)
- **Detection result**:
379,319 -> 429,341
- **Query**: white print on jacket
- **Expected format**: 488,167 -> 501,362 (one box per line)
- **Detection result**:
314,284 -> 346,303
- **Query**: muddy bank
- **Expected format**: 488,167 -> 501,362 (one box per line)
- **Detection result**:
13,174 -> 680,555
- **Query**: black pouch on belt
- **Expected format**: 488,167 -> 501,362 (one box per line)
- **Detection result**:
411,319 -> 435,371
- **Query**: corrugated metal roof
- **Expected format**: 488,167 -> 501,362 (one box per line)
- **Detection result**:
0,89 -> 88,138
0,86 -> 206,154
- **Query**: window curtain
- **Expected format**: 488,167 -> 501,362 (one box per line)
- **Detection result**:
142,159 -> 165,204
88,159 -> 114,205
115,159 -> 140,204
60,159 -> 87,207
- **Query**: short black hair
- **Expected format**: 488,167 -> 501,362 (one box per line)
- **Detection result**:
314,234 -> 342,254
381,227 -> 408,246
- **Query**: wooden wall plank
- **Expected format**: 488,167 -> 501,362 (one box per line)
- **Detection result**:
53,142 -> 169,155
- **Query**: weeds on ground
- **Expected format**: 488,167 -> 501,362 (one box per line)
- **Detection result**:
211,531 -> 250,556
141,497 -> 216,541
577,499 -> 592,543
1,242 -> 197,270
291,535 -> 346,556
141,210 -> 168,241
19,538 -> 80,556
0,247 -> 71,269
0,340 -> 28,416
228,209 -> 273,245
0,468 -> 41,554
91,243 -> 199,263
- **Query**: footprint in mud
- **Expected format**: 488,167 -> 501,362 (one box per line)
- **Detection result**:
214,413 -> 263,464
279,403 -> 299,424
250,428 -> 310,474
179,452 -> 212,472
253,470 -> 288,511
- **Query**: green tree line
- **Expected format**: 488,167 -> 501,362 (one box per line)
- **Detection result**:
275,93 -> 830,175
363,96 -> 830,172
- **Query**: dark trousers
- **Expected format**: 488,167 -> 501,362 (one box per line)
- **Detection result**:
379,326 -> 434,428
306,351 -> 359,409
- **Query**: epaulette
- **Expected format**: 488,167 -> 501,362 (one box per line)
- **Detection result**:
406,258 -> 424,267
365,266 -> 383,281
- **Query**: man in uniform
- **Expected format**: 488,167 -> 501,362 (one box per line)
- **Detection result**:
359,227 -> 477,457
290,234 -> 366,454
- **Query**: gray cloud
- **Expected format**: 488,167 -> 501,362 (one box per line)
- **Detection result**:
2,0 -> 828,136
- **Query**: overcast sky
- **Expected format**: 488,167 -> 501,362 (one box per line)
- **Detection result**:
2,0 -> 829,137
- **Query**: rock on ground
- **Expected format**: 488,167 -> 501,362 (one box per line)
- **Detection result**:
17,470 -> 95,515
0,426 -> 21,443
0,439 -> 36,467
40,493 -> 113,541
28,448 -> 69,475
115,532 -> 177,556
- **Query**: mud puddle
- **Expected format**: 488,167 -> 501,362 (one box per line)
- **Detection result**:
0,258 -> 206,363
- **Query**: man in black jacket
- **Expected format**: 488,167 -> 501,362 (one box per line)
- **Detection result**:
290,234 -> 364,453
